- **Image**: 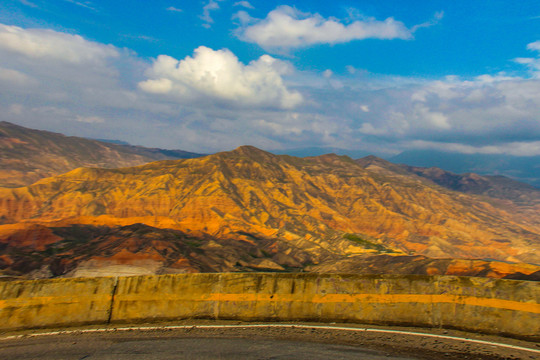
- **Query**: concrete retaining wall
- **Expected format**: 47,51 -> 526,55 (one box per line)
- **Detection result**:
0,277 -> 115,329
1,273 -> 538,339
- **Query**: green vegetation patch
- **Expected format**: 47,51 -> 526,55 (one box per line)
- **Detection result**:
343,233 -> 393,253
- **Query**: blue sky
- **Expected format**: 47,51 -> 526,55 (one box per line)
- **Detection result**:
1,0 -> 540,156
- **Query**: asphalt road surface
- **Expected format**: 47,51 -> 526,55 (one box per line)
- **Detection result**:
1,323 -> 538,360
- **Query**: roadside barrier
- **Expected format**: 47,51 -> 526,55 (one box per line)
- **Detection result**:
1,273 -> 538,340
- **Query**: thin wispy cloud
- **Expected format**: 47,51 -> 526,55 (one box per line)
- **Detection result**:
166,6 -> 183,13
411,11 -> 444,32
234,1 -> 254,9
200,0 -> 222,28
63,0 -> 97,11
514,40 -> 540,77
19,0 -> 38,8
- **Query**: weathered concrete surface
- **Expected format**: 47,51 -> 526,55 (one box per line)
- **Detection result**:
1,274 -> 539,340
0,277 -> 116,330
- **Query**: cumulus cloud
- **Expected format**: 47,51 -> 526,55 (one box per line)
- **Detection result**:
354,73 -> 540,154
139,46 -> 303,109
236,5 -> 413,51
1,22 -> 540,157
0,23 -> 118,64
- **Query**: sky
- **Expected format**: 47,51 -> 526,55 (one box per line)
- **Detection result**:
0,0 -> 540,156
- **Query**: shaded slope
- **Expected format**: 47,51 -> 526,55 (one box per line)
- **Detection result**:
1,223 -> 538,280
0,223 -> 311,278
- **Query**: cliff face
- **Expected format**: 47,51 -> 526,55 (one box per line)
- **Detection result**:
0,121 -> 203,187
0,145 -> 539,280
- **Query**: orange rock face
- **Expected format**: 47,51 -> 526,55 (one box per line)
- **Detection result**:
0,146 -> 539,279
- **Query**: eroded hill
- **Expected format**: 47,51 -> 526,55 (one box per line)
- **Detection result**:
0,146 -> 539,279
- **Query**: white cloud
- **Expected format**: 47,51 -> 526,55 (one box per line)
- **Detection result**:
166,6 -> 182,13
63,0 -> 97,12
200,0 -> 222,28
234,1 -> 254,9
76,115 -> 105,123
19,0 -> 38,8
414,104 -> 451,129
0,24 -> 118,64
0,67 -> 37,86
411,11 -> 444,32
407,140 -> 540,157
1,22 -> 540,157
257,118 -> 302,135
527,41 -> 540,51
8,104 -> 24,115
322,69 -> 333,78
358,123 -> 386,135
139,46 -> 303,109
233,10 -> 253,26
514,40 -> 540,77
236,5 -> 413,51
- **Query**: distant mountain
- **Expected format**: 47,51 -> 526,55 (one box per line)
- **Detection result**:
95,139 -> 131,145
0,121 -> 205,187
270,147 -> 370,159
1,146 -> 539,279
357,155 -> 540,207
390,150 -> 540,188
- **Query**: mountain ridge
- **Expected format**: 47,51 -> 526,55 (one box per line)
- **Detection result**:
356,154 -> 540,208
390,149 -> 540,188
1,125 -> 539,279
1,145 -> 539,280
0,121 -> 205,188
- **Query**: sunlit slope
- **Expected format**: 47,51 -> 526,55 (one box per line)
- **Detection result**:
1,146 -> 538,265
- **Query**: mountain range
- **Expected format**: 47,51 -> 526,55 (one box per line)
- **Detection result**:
391,150 -> 540,189
0,121 -> 204,188
0,126 -> 539,280
271,147 -> 540,188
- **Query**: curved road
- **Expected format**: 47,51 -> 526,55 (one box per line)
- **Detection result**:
1,323 -> 538,360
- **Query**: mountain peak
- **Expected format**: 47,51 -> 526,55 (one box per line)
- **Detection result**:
232,145 -> 267,154
227,145 -> 278,161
